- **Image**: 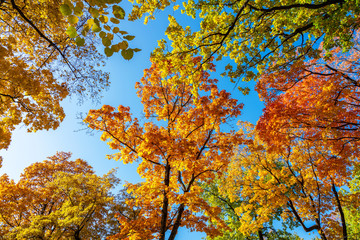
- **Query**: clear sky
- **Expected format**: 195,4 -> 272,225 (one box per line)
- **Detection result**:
0,2 -> 319,239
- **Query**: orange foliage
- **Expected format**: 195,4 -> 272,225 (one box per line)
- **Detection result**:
85,57 -> 244,240
256,37 -> 360,174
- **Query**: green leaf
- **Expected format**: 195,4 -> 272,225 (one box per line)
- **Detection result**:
102,37 -> 111,47
66,26 -> 77,38
73,6 -> 83,16
118,30 -> 128,35
68,15 -> 79,24
104,47 -> 114,57
111,44 -> 120,52
99,31 -> 106,38
75,37 -> 85,46
112,6 -> 125,19
121,49 -> 133,60
60,4 -> 72,16
89,7 -> 99,18
123,35 -> 135,41
92,24 -> 101,33
133,48 -> 141,52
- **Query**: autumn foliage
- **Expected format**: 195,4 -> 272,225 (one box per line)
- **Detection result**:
2,0 -> 360,239
256,37 -> 360,174
213,124 -> 354,239
85,57 -> 244,240
0,152 -> 119,239
0,0 -> 139,149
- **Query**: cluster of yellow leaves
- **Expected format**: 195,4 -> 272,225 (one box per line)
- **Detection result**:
85,57 -> 244,239
0,0 -> 140,150
0,152 -> 119,239
218,124 -> 356,239
0,37 -> 67,149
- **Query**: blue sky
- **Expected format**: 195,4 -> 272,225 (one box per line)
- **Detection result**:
0,2 -> 320,239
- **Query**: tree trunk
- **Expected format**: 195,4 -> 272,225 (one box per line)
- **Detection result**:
159,164 -> 171,240
332,182 -> 347,240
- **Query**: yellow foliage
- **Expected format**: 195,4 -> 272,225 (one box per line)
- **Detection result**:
0,152 -> 119,239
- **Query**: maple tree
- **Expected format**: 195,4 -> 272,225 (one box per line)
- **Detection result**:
217,124 -> 355,240
0,0 -> 137,150
0,152 -> 119,239
128,0 -> 359,90
256,36 -> 360,172
85,57 -> 244,240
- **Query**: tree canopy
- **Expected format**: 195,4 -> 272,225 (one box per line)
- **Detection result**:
85,57 -> 244,240
0,0 -> 138,150
1,0 -> 360,239
0,152 -> 119,239
129,0 -> 360,89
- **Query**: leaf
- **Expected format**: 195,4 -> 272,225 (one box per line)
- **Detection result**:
123,35 -> 135,41
99,15 -> 108,24
111,44 -> 121,52
110,17 -> 120,24
104,47 -> 114,57
73,6 -> 83,16
133,48 -> 141,52
121,49 -> 133,60
118,41 -> 128,50
102,37 -> 111,47
66,26 -> 77,38
104,25 -> 111,31
60,4 -> 72,16
75,37 -> 85,46
112,27 -> 119,33
99,31 -> 106,38
67,15 -> 79,24
92,23 -> 101,33
112,5 -> 125,19
89,7 -> 99,18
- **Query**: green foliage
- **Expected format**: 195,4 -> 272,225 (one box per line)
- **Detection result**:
342,164 -> 360,239
130,0 -> 360,84
201,179 -> 302,240
59,0 -> 138,58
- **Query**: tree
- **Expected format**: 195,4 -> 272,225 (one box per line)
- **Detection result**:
129,0 -> 359,88
341,162 -> 360,239
218,124 -> 354,240
201,178 -> 302,240
0,152 -> 119,239
85,57 -> 244,240
256,36 -> 360,172
0,0 -> 137,150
